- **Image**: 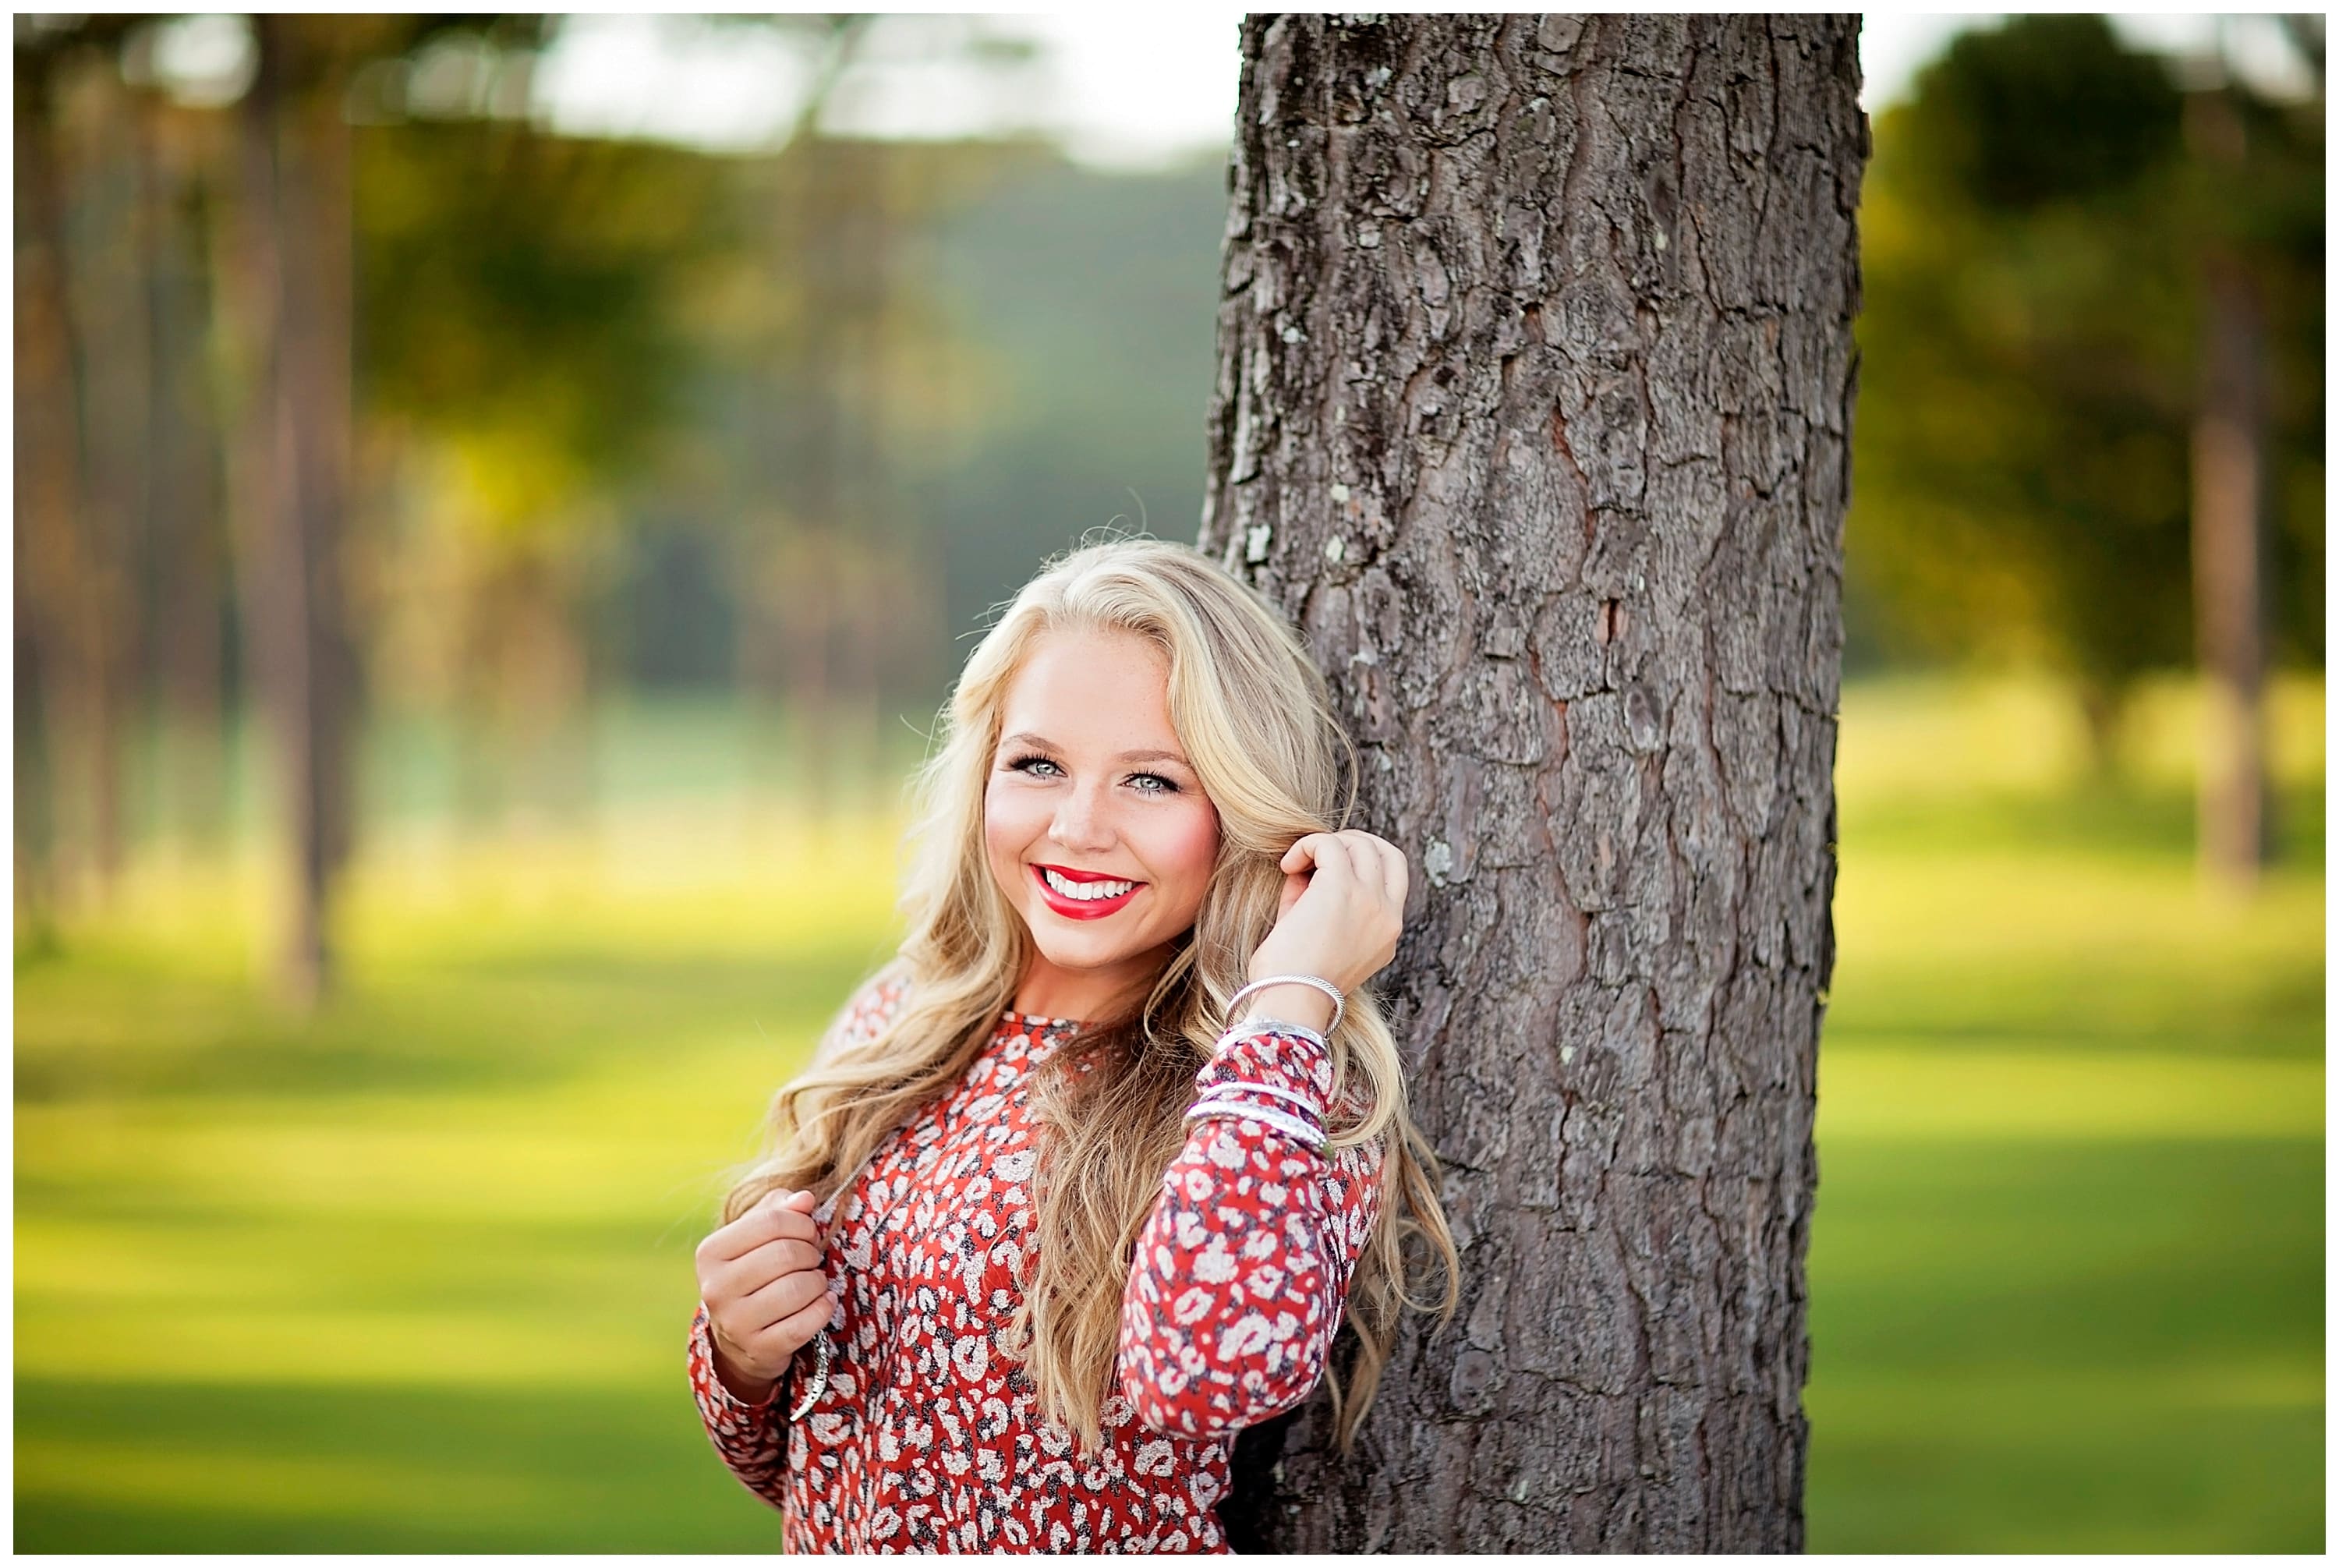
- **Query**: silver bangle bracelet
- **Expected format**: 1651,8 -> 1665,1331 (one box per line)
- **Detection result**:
788,1329 -> 831,1420
1208,1014 -> 1329,1062
1224,974 -> 1346,1039
1191,1078 -> 1326,1120
1184,1099 -> 1329,1154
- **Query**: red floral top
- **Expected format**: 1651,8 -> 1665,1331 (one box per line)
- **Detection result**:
686,973 -> 1386,1552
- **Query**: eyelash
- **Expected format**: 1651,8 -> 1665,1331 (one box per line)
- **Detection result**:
1005,752 -> 1181,795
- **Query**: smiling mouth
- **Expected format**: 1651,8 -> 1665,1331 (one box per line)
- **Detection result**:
1031,864 -> 1144,916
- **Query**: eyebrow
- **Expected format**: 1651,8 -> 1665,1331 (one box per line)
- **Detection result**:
999,731 -> 1194,769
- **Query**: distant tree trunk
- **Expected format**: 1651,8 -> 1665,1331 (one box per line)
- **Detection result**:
142,95 -> 233,850
225,17 -> 359,1007
735,29 -> 873,819
2185,88 -> 2273,891
2074,678 -> 2125,780
1198,16 -> 1863,1552
15,60 -> 81,935
16,50 -> 130,915
65,62 -> 146,894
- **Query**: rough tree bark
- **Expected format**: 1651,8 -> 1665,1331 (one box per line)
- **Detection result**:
1195,16 -> 1863,1552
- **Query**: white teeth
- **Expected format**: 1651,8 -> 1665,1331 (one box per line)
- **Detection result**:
1041,868 -> 1137,901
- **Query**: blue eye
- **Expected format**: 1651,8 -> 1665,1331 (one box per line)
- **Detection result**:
1004,753 -> 1180,796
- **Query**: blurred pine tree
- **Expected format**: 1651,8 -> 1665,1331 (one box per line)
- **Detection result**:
1846,15 -> 2323,780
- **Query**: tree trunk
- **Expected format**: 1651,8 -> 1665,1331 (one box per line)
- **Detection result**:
143,95 -> 234,851
15,59 -> 84,933
1198,16 -> 1863,1552
2185,88 -> 2273,892
63,60 -> 145,894
225,17 -> 359,1007
17,53 -> 131,909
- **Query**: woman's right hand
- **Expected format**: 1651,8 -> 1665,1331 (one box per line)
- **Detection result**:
695,1188 -> 831,1403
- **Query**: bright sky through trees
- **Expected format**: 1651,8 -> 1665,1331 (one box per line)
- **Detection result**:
136,12 -> 2314,165
523,12 -> 2316,168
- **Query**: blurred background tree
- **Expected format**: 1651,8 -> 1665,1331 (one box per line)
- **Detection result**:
13,12 -> 1199,993
21,14 -> 2316,989
1847,13 -> 2323,886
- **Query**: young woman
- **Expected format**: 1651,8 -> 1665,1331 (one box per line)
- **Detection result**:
687,536 -> 1457,1552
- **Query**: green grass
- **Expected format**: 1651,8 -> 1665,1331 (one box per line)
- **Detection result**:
1803,670 -> 2323,1552
14,674 -> 2326,1550
15,809 -> 908,1552
1804,1136 -> 2321,1552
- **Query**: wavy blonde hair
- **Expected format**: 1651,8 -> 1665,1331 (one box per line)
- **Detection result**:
724,535 -> 1459,1453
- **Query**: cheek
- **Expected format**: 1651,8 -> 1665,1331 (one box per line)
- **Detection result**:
1150,802 -> 1222,893
982,782 -> 1037,872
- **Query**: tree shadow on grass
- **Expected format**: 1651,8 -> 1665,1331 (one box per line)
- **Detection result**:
14,949 -> 881,1106
13,1375 -> 786,1553
1821,965 -> 2327,1060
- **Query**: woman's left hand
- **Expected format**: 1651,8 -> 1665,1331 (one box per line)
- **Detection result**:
1242,830 -> 1410,1021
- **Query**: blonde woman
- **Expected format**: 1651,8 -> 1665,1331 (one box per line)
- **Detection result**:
687,536 -> 1457,1552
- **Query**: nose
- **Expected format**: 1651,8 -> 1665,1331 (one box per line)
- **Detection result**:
1049,776 -> 1117,855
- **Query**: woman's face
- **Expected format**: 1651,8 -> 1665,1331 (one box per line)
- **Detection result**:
984,626 -> 1221,1021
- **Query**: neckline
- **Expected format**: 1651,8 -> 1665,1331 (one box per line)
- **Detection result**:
1000,1007 -> 1089,1032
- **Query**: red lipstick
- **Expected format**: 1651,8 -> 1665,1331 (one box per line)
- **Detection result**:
1030,863 -> 1143,920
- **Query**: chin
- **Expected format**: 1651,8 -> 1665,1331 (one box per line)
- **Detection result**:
1033,929 -> 1141,966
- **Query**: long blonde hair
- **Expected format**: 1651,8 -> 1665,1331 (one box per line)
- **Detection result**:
724,534 -> 1458,1453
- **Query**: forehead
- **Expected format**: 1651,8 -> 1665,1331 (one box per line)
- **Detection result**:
997,628 -> 1181,750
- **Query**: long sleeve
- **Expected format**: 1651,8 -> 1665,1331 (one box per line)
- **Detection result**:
685,966 -> 911,1514
1115,1026 -> 1387,1439
688,1301 -> 792,1512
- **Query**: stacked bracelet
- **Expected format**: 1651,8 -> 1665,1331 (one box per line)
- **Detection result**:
1223,973 -> 1346,1038
1193,1078 -> 1323,1118
1210,1014 -> 1327,1060
1184,1097 -> 1327,1153
1184,1075 -> 1330,1154
1184,975 -> 1346,1152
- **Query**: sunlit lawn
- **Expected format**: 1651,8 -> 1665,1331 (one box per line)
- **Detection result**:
14,674 -> 2325,1550
1807,671 -> 2323,1553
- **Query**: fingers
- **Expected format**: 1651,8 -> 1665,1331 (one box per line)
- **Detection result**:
728,1234 -> 824,1283
1318,834 -> 1367,897
1346,831 -> 1399,899
709,1279 -> 832,1386
770,1290 -> 833,1343
698,1240 -> 826,1328
1283,830 -> 1404,899
695,1185 -> 837,1386
1286,830 -> 1366,889
736,1263 -> 833,1336
700,1188 -> 823,1265
1335,834 -> 1403,962
1366,834 -> 1409,907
